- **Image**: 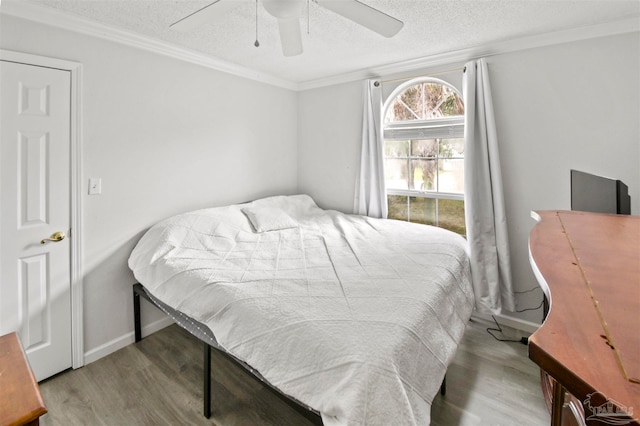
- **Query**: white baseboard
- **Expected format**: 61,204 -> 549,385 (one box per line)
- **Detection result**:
83,316 -> 174,365
471,311 -> 541,336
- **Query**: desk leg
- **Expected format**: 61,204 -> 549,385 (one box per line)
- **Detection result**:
551,380 -> 565,426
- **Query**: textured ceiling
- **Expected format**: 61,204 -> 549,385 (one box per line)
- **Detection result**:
16,0 -> 640,85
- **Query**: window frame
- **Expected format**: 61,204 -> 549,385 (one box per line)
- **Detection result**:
382,77 -> 465,228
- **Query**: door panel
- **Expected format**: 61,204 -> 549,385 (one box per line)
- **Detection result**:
1,60 -> 72,381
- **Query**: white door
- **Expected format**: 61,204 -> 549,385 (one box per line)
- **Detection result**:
0,60 -> 72,381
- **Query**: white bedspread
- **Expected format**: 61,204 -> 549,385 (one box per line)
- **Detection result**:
129,195 -> 474,425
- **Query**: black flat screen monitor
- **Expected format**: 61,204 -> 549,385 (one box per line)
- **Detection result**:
571,170 -> 631,215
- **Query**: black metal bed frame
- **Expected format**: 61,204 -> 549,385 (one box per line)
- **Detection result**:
133,283 -> 447,423
133,283 -> 323,424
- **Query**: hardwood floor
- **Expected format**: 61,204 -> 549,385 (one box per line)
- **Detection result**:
38,319 -> 549,425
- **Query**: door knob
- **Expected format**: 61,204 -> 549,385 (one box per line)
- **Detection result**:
40,231 -> 65,244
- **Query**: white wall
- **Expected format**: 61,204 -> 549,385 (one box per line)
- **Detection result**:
297,81 -> 363,212
298,32 -> 640,324
1,14 -> 299,356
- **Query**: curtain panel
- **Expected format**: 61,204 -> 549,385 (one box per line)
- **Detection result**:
463,59 -> 516,314
354,79 -> 387,218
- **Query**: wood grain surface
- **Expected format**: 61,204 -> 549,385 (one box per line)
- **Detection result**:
529,210 -> 640,424
0,332 -> 47,426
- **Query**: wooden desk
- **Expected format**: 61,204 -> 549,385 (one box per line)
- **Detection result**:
528,210 -> 639,426
0,332 -> 47,426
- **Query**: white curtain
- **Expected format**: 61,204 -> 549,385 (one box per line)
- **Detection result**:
463,59 -> 516,314
354,79 -> 387,218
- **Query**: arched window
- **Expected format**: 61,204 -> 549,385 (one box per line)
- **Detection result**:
383,78 -> 465,235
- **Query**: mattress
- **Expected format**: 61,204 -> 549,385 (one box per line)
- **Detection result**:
129,194 -> 474,425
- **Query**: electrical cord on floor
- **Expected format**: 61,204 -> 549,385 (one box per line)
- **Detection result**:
486,315 -> 528,344
485,286 -> 544,344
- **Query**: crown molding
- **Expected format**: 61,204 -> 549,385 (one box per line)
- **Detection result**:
2,1 -> 637,92
297,16 -> 640,91
0,0 -> 298,91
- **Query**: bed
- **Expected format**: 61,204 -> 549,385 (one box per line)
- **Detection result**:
128,194 -> 475,425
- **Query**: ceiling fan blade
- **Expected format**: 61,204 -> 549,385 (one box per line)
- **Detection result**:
277,18 -> 303,57
170,0 -> 243,32
316,0 -> 403,38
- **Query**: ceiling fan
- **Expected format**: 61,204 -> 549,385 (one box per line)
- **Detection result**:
170,0 -> 404,57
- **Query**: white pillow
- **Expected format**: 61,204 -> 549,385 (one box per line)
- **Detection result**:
241,207 -> 298,233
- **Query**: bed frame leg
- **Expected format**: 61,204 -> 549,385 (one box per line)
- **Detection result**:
440,375 -> 447,396
133,284 -> 142,342
204,343 -> 212,418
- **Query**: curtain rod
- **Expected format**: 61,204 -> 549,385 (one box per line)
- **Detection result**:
373,66 -> 466,87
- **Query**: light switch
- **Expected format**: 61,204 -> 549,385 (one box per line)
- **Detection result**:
89,178 -> 102,195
